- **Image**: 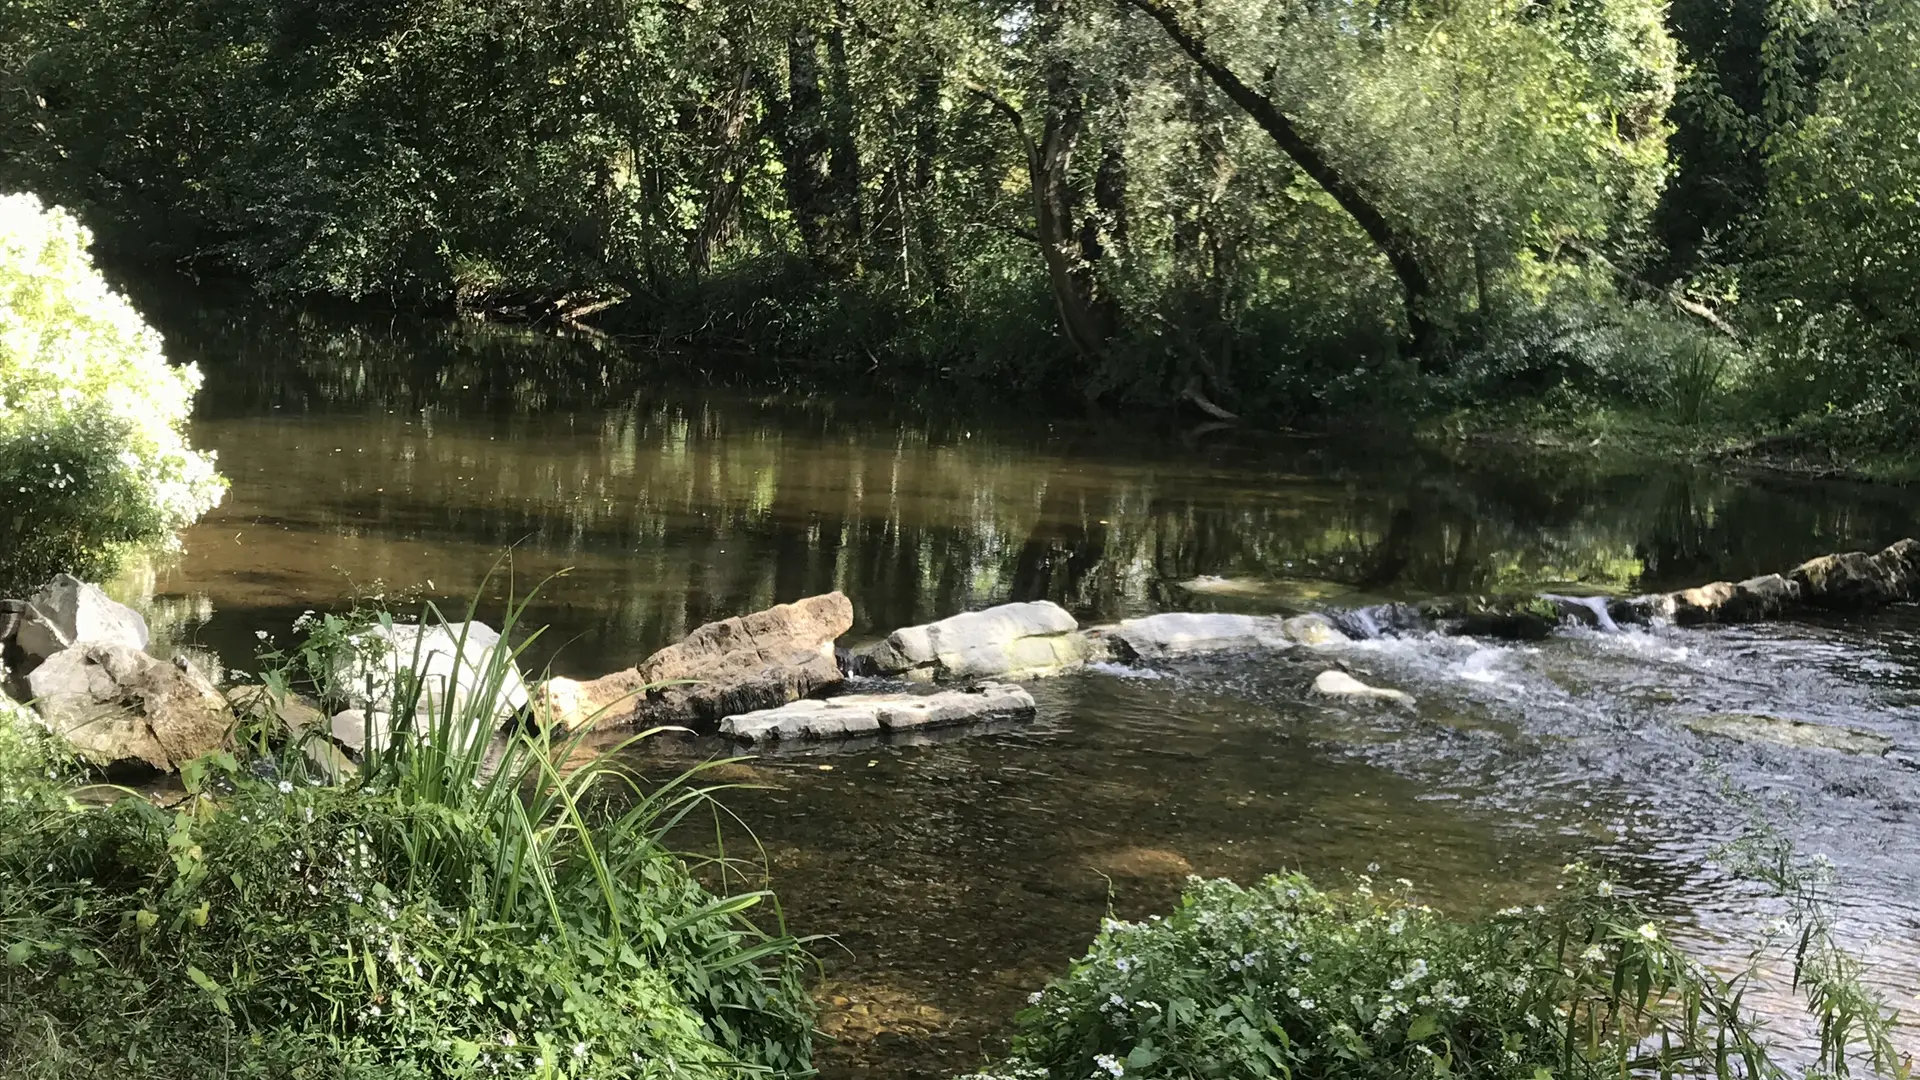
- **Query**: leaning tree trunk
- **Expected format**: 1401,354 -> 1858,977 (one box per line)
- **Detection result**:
1125,0 -> 1437,358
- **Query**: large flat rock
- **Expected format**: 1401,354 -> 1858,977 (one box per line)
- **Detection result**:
860,601 -> 1087,681
1095,613 -> 1292,660
25,642 -> 232,770
719,682 -> 1036,743
1684,712 -> 1892,756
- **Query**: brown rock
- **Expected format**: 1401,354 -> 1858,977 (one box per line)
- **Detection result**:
587,593 -> 854,732
1790,542 -> 1920,609
1724,574 -> 1801,620
1666,581 -> 1737,625
1087,846 -> 1195,879
530,673 -> 651,732
24,643 -> 233,771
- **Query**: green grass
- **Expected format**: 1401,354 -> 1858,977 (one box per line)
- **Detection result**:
0,575 -> 816,1079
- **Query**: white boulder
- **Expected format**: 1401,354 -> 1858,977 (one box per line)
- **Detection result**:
12,574 -> 149,665
861,601 -> 1088,681
1096,613 -> 1292,660
1312,669 -> 1415,706
331,621 -> 529,744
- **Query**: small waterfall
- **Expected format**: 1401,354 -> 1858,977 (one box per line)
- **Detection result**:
1540,594 -> 1620,633
1331,603 -> 1431,640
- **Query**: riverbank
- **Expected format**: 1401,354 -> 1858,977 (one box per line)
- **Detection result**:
1419,404 -> 1920,485
10,548 -> 1920,1077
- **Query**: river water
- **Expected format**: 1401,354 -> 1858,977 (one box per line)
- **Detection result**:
125,300 -> 1920,1077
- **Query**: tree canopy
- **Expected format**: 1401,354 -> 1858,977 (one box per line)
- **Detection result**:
3,0 -> 1919,439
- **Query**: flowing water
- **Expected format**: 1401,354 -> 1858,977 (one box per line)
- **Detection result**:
122,298 -> 1920,1077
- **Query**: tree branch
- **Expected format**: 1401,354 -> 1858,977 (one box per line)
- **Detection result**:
1557,242 -> 1746,343
1123,0 -> 1435,353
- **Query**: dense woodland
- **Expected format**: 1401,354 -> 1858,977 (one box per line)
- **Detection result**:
3,0 -> 1918,438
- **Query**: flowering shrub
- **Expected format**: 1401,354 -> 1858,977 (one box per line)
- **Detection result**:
0,192 -> 224,592
974,869 -> 1862,1080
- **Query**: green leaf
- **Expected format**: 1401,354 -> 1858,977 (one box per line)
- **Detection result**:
185,964 -> 231,1015
1408,1012 -> 1440,1042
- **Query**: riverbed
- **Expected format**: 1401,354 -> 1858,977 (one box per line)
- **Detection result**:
126,299 -> 1920,1078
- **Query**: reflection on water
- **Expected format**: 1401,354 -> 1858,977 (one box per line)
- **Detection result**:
116,299 -> 1920,1078
140,301 -> 1920,677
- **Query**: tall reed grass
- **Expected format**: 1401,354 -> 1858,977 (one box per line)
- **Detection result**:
1,573 -> 816,1079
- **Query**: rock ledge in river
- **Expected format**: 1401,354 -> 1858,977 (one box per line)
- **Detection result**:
719,682 -> 1036,743
1789,540 -> 1920,610
1094,613 -> 1292,660
626,592 -> 854,730
858,601 -> 1087,681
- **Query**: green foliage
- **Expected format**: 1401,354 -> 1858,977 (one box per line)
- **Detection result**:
0,584 -> 815,1080
968,863 -> 1904,1080
0,193 -> 225,593
0,0 -> 1683,413
1447,276 -> 1744,423
1740,0 -> 1920,442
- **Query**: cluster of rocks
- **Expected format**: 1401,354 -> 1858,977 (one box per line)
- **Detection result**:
12,537 -> 1920,770
1,576 -> 233,771
513,604 -> 1373,746
1617,538 -> 1920,625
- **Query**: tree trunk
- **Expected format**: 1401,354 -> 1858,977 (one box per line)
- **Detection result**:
910,68 -> 948,295
686,65 -> 757,277
971,82 -> 1111,364
779,25 -> 834,264
826,9 -> 863,268
1125,0 -> 1437,356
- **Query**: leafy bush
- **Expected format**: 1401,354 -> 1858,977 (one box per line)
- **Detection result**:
0,588 -> 815,1080
0,193 -> 225,593
970,865 -> 1905,1080
1449,273 -> 1745,421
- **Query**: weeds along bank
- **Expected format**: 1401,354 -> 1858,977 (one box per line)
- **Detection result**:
963,854 -> 1912,1080
0,598 -> 815,1079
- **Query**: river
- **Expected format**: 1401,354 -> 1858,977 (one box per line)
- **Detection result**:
123,297 -> 1920,1078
